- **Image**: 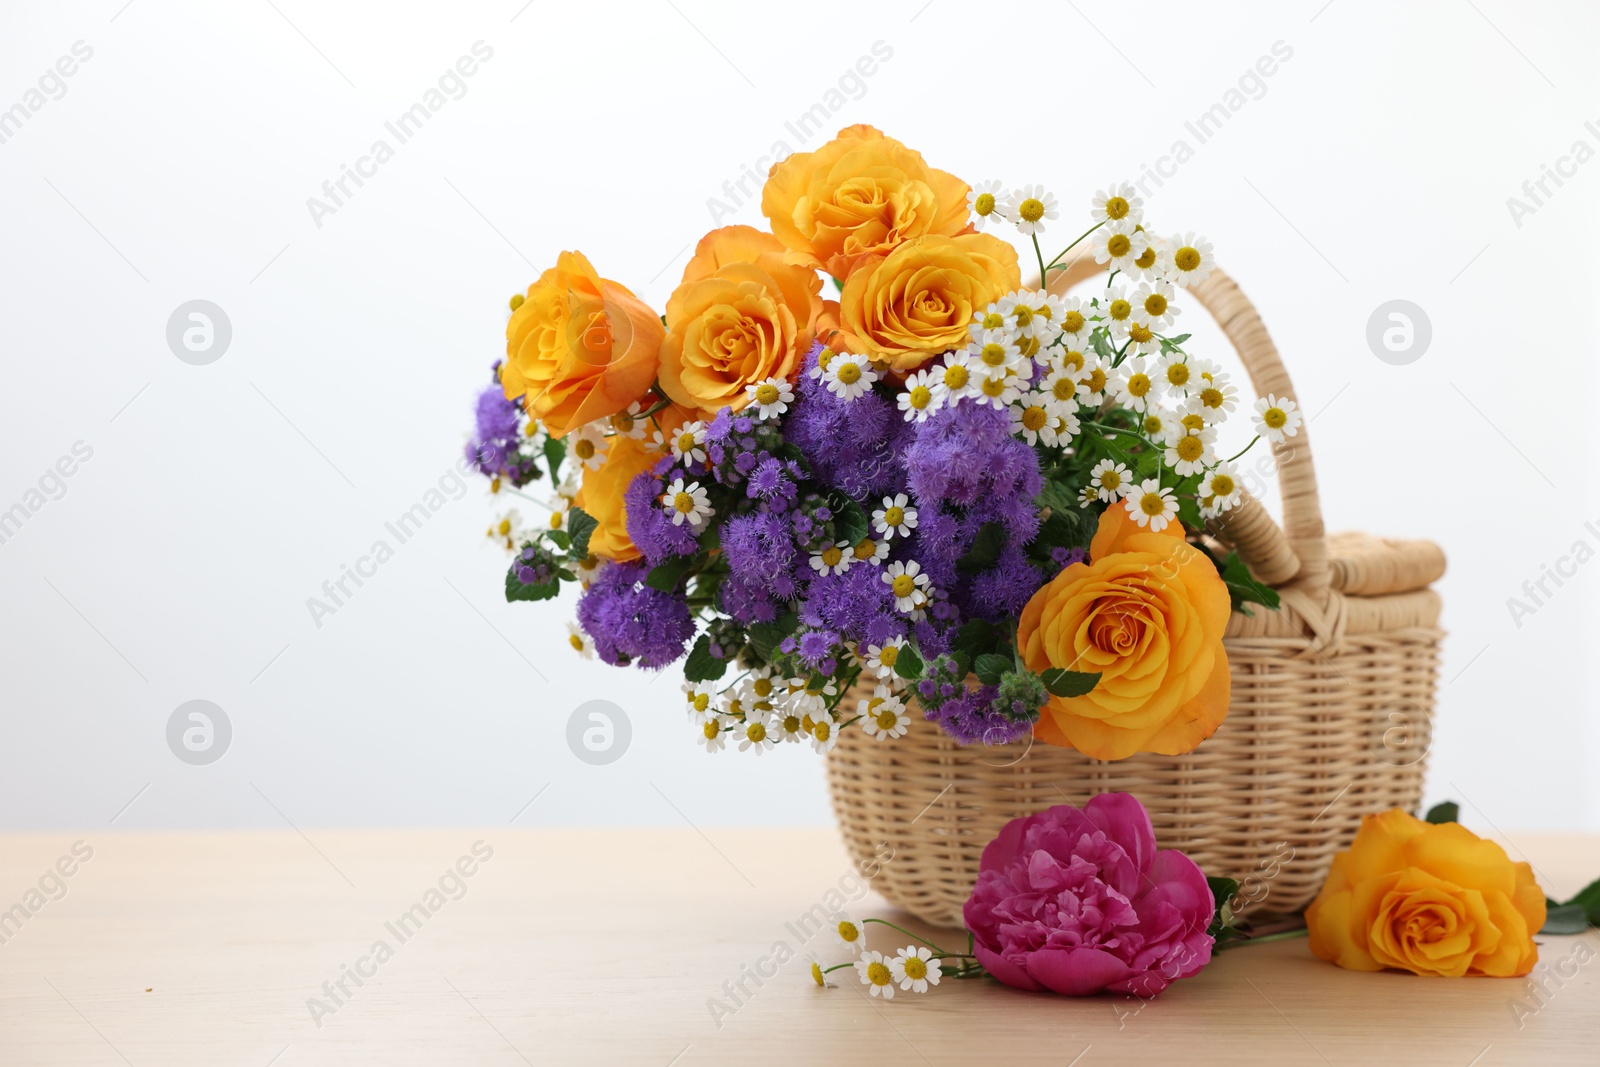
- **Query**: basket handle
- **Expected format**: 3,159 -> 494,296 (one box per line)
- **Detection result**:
1042,256 -> 1330,603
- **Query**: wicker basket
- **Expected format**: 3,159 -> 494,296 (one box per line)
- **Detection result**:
825,260 -> 1447,927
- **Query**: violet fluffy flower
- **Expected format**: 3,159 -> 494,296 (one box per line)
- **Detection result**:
800,563 -> 903,648
575,562 -> 694,668
785,343 -> 912,499
623,460 -> 700,565
964,794 -> 1216,997
721,512 -> 800,601
466,376 -> 537,486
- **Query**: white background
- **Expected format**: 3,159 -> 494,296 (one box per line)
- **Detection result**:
1,0 -> 1595,835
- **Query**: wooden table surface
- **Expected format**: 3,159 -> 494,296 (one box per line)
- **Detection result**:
1,827 -> 1596,1065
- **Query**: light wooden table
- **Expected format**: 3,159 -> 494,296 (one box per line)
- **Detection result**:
1,828 -> 1595,1065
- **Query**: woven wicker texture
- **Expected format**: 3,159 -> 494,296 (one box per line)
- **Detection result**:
825,263 -> 1445,927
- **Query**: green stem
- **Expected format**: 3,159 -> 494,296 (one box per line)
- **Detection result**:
1225,435 -> 1261,463
1045,221 -> 1105,271
1217,928 -> 1309,951
821,962 -> 855,974
1030,234 -> 1049,291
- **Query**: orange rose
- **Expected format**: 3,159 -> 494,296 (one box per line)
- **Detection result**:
1306,809 -> 1545,977
761,124 -> 973,278
1017,506 -> 1231,760
572,435 -> 662,561
832,233 -> 1020,372
658,226 -> 825,422
503,251 -> 663,439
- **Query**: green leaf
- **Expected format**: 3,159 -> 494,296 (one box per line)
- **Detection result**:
952,619 -> 998,660
831,495 -> 870,547
504,565 -> 560,603
747,611 -> 799,662
697,523 -> 721,551
1562,876 -> 1600,924
683,634 -> 728,683
1091,330 -> 1115,360
566,507 -> 598,560
547,529 -> 570,551
974,653 -> 1012,686
1424,801 -> 1459,825
1219,552 -> 1281,614
1206,876 -> 1243,942
1040,667 -> 1100,697
893,642 -> 925,681
1540,903 -> 1591,935
1159,333 -> 1192,352
1176,494 -> 1204,533
957,521 -> 1008,574
542,435 -> 566,485
646,555 -> 695,592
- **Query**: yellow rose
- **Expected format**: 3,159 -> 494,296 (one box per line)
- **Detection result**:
572,435 -> 662,561
761,124 -> 973,278
1307,809 -> 1545,977
503,251 -> 663,439
1016,506 -> 1231,760
658,226 -> 824,422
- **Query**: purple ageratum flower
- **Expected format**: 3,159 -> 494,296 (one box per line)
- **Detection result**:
963,794 -> 1216,997
721,512 -> 800,601
466,381 -> 537,485
785,342 -> 912,499
968,544 -> 1047,619
795,628 -> 841,673
802,562 -> 904,647
623,461 -> 699,566
747,455 -> 803,512
718,574 -> 782,625
575,562 -> 694,669
1052,546 -> 1088,569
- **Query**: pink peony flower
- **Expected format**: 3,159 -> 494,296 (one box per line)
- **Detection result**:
963,793 -> 1215,997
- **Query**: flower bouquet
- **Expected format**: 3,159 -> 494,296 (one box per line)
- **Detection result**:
466,124 -> 1448,929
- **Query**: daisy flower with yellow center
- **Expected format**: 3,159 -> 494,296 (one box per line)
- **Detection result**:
1092,219 -> 1149,274
809,715 -> 839,754
770,707 -> 808,744
1131,232 -> 1164,279
999,292 -> 1055,342
1088,459 -> 1133,502
697,716 -> 728,753
1140,405 -> 1175,441
809,540 -> 854,577
1170,408 -> 1215,443
744,376 -> 794,420
661,477 -> 713,527
1132,279 -> 1180,329
1162,231 -> 1216,288
1101,285 -> 1135,337
1112,358 -> 1158,413
606,401 -> 650,440
683,681 -> 714,722
569,422 -> 609,471
863,638 -> 905,678
888,945 -> 942,993
860,690 -> 911,741
855,950 -> 896,999
1125,478 -> 1179,532
1056,296 -> 1090,341
882,560 -> 931,615
967,179 -> 1005,231
574,552 -> 601,587
1163,427 -> 1216,477
968,304 -> 1010,343
965,328 -> 1023,375
1154,351 -> 1194,395
1043,366 -> 1085,409
1075,361 -> 1111,405
974,367 -> 1023,410
1003,183 -> 1058,236
932,351 -> 979,406
823,352 -> 878,401
656,419 -> 707,466
852,536 -> 890,565
1199,461 -> 1244,517
807,346 -> 838,381
1252,393 -> 1302,443
1191,362 -> 1239,414
1010,390 -> 1061,445
485,511 -> 523,551
737,713 -> 776,754
1077,482 -> 1101,508
1050,405 -> 1082,442
896,369 -> 942,424
872,493 -> 918,540
834,916 -> 866,953
1090,181 -> 1144,226
565,621 -> 594,660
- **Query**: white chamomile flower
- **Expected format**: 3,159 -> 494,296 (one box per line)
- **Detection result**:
697,715 -> 728,753
1056,295 -> 1091,343
999,292 -> 1053,341
564,621 -> 594,660
967,178 -> 1005,230
1090,182 -> 1143,226
1077,482 -> 1101,508
569,422 -> 609,471
574,551 -> 602,587
882,560 -> 930,614
1125,478 -> 1179,532
855,950 -> 896,999
1092,220 -> 1149,275
1133,279 -> 1180,330
1010,391 -> 1060,445
808,715 -> 839,754
850,536 -> 891,566
660,419 -> 707,465
1154,351 -> 1196,396
933,351 -> 979,405
1049,405 -> 1082,442
1139,404 -> 1177,443
1054,336 -> 1092,379
1100,284 -> 1135,338
888,945 -> 942,993
788,676 -> 838,718
1162,231 -> 1216,288
606,401 -> 650,440
1170,406 -> 1218,444
1253,394 -> 1302,443
683,681 -> 715,721
807,346 -> 837,381
969,302 -> 1010,342
863,637 -> 906,678
809,540 -> 854,576
859,689 -> 911,741
662,477 -> 714,527
1199,461 -> 1244,517
1112,358 -> 1158,413
974,368 -> 1023,410
966,328 -> 1023,377
1004,183 -> 1058,236
769,705 -> 808,744
744,376 -> 794,419
808,953 -> 830,988
1089,459 -> 1134,502
1131,229 -> 1166,280
737,712 -> 776,754
898,369 -> 942,423
1042,366 -> 1084,410
872,493 -> 918,540
1075,359 -> 1111,405
1164,427 -> 1216,476
835,915 -> 867,953
1191,363 -> 1239,415
823,352 -> 878,401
